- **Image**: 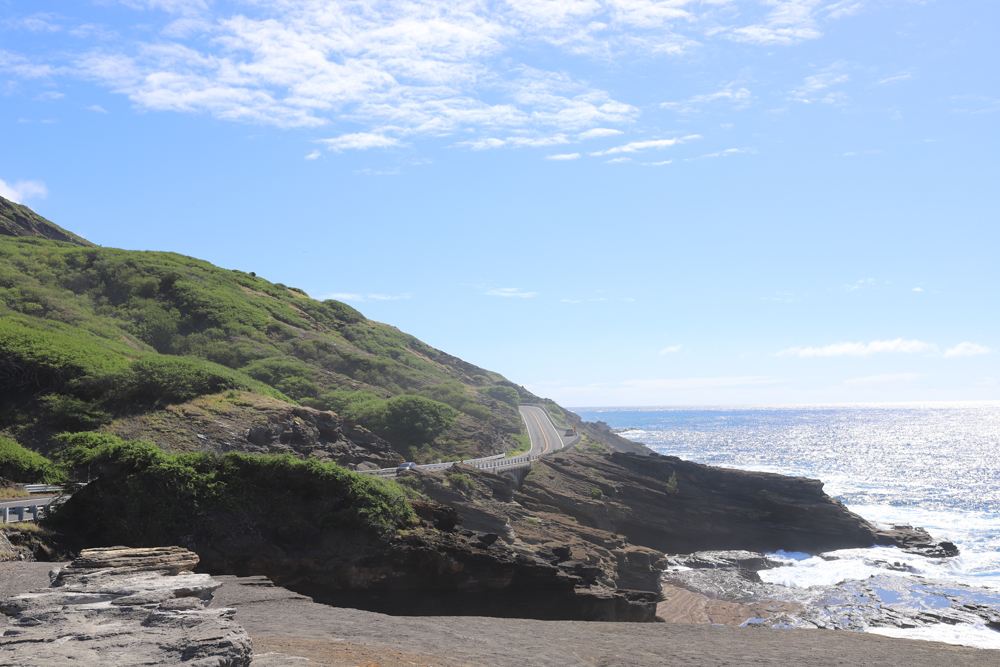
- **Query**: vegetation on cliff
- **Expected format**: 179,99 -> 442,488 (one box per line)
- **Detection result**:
47,433 -> 413,548
0,196 -> 539,464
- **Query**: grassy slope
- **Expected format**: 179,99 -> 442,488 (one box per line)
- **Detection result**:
0,209 -> 539,463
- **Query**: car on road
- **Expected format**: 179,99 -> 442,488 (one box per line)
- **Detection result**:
396,462 -> 418,474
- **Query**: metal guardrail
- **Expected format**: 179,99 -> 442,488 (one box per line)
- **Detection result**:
357,453 -> 509,476
1,502 -> 52,524
20,484 -> 68,494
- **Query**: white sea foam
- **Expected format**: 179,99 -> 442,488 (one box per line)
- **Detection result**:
868,624 -> 1000,650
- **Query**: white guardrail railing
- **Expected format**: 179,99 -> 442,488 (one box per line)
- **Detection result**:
357,452 -> 538,477
1,503 -> 52,524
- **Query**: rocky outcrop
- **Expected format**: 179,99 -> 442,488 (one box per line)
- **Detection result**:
516,452 -> 881,554
0,546 -> 251,666
873,525 -> 960,558
242,407 -> 399,469
109,396 -> 403,470
194,466 -> 663,623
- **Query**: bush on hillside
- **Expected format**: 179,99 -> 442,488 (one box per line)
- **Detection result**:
350,395 -> 458,449
48,434 -> 413,548
481,385 -> 520,407
0,437 -> 64,484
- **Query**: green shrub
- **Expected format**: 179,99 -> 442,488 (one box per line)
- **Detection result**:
48,436 -> 413,547
589,488 -> 603,500
666,471 -> 679,496
350,395 -> 458,449
481,385 -> 520,407
0,437 -> 64,483
445,472 -> 472,491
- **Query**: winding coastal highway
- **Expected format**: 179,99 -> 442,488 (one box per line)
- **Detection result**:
518,404 -> 576,457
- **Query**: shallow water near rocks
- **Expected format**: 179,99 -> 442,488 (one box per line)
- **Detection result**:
573,402 -> 1000,648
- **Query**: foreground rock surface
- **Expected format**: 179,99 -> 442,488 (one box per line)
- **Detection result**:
208,573 -> 998,667
0,546 -> 251,666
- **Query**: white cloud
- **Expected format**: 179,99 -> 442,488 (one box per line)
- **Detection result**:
605,157 -> 631,163
0,0 -> 868,147
777,339 -> 937,357
790,64 -> 850,104
320,133 -> 404,152
305,150 -> 321,160
944,342 -> 993,358
875,72 -> 912,86
912,287 -> 923,292
843,373 -> 921,385
0,178 -> 48,203
700,147 -> 747,158
546,153 -> 580,160
661,85 -> 752,112
824,1 -> 864,20
842,278 -> 874,291
36,91 -> 64,101
87,104 -> 108,113
577,127 -> 623,140
725,0 -> 824,46
658,345 -> 682,355
485,287 -> 537,298
591,138 -> 679,156
642,160 -> 672,166
462,134 -> 572,151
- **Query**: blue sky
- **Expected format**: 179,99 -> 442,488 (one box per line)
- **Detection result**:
1,0 -> 997,406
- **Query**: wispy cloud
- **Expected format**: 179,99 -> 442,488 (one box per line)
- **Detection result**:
843,373 -> 921,385
724,0 -> 824,46
320,133 -> 405,152
577,128 -> 623,140
874,72 -> 913,86
944,342 -> 992,358
591,138 -> 680,157
842,278 -> 875,291
86,104 -> 108,113
777,339 -> 937,357
545,152 -> 580,160
0,178 -> 48,203
661,85 -> 752,113
0,0 -> 870,152
305,149 -> 320,160
658,345 -> 682,355
912,287 -> 923,292
790,64 -> 851,104
485,287 -> 537,298
642,160 -> 672,166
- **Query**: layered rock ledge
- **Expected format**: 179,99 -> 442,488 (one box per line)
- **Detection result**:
0,546 -> 251,666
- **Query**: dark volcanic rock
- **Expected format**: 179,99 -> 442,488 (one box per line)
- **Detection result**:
873,525 -> 960,558
241,406 -> 399,469
516,451 -> 881,555
195,493 -> 660,623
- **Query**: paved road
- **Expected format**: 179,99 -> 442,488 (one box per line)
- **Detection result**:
0,496 -> 55,510
518,405 -> 574,457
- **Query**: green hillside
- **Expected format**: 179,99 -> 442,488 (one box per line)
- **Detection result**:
0,203 -> 540,465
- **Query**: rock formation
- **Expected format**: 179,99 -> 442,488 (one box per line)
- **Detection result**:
195,465 -> 664,623
516,451 -> 882,554
0,546 -> 251,666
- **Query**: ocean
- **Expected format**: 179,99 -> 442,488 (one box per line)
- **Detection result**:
571,402 -> 1000,649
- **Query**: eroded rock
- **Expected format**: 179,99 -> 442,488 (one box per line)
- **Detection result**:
0,546 -> 251,666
